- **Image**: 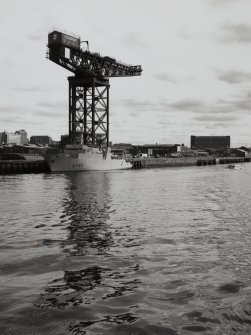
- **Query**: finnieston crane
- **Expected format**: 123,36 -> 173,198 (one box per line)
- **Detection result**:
47,30 -> 142,147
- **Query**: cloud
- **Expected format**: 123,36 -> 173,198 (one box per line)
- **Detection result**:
37,101 -> 67,109
121,98 -> 156,111
221,23 -> 251,43
168,96 -> 251,115
205,122 -> 239,129
208,103 -> 236,114
38,102 -> 56,108
122,98 -> 176,114
178,28 -> 195,40
33,110 -> 65,118
0,106 -> 16,113
209,0 -> 237,5
12,86 -> 44,92
169,99 -> 204,111
217,70 -> 251,84
0,113 -> 43,128
182,91 -> 251,127
32,100 -> 68,119
34,101 -> 67,118
157,120 -> 176,128
0,117 -> 21,124
234,92 -> 251,110
194,115 -> 238,122
122,94 -> 251,120
154,72 -> 178,83
128,111 -> 141,117
27,27 -> 47,42
122,32 -> 147,48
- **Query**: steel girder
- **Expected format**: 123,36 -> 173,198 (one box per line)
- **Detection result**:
68,76 -> 109,147
47,47 -> 142,78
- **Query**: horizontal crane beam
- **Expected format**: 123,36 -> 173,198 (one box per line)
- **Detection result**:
47,31 -> 142,78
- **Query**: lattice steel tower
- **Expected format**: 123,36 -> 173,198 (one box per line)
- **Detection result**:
47,30 -> 142,147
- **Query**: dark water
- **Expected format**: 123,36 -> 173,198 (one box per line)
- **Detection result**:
0,164 -> 251,335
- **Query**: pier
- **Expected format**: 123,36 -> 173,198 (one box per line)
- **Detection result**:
130,156 -> 250,169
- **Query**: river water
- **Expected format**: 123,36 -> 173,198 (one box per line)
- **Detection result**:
0,164 -> 250,335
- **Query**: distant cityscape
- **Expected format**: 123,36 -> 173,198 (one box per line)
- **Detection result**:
0,129 -> 250,159
0,130 -> 54,147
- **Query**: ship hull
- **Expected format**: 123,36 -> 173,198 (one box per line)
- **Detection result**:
46,149 -> 132,172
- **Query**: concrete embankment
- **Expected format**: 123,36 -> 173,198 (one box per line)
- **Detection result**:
0,155 -> 249,174
132,157 -> 197,169
130,156 -> 250,169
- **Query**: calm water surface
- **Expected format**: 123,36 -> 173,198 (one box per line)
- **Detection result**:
0,164 -> 251,334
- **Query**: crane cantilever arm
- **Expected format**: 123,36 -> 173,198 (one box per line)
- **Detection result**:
47,46 -> 142,78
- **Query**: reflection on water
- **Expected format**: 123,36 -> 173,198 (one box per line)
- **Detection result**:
32,172 -> 142,334
62,173 -> 113,256
0,165 -> 251,334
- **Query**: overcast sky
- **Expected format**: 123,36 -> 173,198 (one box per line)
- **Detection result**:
0,0 -> 251,146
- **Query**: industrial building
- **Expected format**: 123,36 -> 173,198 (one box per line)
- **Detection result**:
132,144 -> 181,157
191,136 -> 230,151
230,147 -> 251,158
30,136 -> 52,146
111,143 -> 181,158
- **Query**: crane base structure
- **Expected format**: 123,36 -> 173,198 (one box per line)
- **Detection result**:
68,76 -> 109,147
47,30 -> 142,147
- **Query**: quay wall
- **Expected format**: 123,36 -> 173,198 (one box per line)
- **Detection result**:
141,157 -> 197,168
0,156 -> 249,174
130,156 -> 250,169
0,160 -> 50,175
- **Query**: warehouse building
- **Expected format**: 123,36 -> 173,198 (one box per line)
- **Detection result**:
191,135 -> 230,150
30,135 -> 52,146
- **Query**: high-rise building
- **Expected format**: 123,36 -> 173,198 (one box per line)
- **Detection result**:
15,130 -> 28,145
3,132 -> 22,145
0,132 -> 5,145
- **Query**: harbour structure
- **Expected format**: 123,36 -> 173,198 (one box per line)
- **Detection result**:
111,143 -> 182,158
47,30 -> 142,148
0,159 -> 49,174
0,151 -> 49,175
131,144 -> 181,158
130,155 -> 250,169
46,30 -> 142,172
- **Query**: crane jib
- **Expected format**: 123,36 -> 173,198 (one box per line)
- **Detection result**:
47,30 -> 142,78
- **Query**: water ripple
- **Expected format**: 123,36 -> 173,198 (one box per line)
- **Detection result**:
0,165 -> 251,334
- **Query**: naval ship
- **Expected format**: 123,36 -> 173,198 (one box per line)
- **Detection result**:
46,144 -> 132,172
